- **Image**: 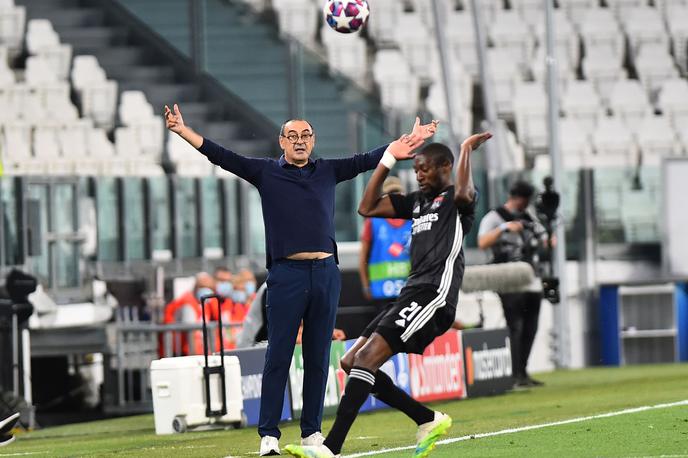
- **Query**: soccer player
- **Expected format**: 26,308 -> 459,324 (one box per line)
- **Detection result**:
284,131 -> 491,458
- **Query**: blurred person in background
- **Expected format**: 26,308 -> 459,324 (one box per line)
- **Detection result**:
358,176 -> 412,310
214,266 -> 237,350
477,180 -> 548,388
162,272 -> 216,356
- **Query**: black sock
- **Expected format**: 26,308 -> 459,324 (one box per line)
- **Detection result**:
372,370 -> 434,425
323,366 -> 375,454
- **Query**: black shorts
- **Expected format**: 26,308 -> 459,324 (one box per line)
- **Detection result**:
363,285 -> 456,355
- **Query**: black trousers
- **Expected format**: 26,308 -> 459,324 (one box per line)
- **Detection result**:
499,291 -> 543,379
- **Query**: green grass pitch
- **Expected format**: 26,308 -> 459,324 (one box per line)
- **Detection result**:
4,364 -> 687,457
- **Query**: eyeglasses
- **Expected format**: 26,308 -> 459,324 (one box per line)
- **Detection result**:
281,132 -> 314,144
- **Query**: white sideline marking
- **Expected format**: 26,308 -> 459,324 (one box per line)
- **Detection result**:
345,399 -> 688,457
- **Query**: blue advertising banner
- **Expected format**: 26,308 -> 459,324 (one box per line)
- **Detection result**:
226,346 -> 291,426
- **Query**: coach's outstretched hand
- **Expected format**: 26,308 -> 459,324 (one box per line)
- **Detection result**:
412,117 -> 439,140
461,132 -> 492,152
164,104 -> 185,134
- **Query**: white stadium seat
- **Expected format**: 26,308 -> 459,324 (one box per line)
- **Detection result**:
372,49 -> 421,114
635,115 -> 682,166
561,80 -> 604,134
487,48 -> 521,119
558,117 -> 594,168
557,0 -> 599,26
1,121 -> 32,175
534,10 -> 580,73
366,0 -> 404,45
320,25 -> 367,82
591,116 -> 638,168
605,0 -> 647,21
621,7 -> 670,57
657,78 -> 688,125
425,82 -> 472,140
273,0 -> 317,46
665,6 -> 688,74
25,19 -> 72,79
489,11 -> 535,72
445,12 -> 479,78
608,79 -> 653,130
582,46 -> 628,105
513,82 -> 548,154
634,44 -> 680,100
167,131 -> 214,176
395,12 -> 437,82
579,8 -> 625,63
0,3 -> 25,53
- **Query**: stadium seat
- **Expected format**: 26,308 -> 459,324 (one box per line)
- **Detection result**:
25,19 -> 72,80
489,11 -> 536,72
395,12 -> 437,82
605,0 -> 648,21
426,55 -> 473,109
366,0 -> 404,45
534,10 -> 580,73
635,115 -> 682,166
510,0 -> 545,26
513,82 -> 548,154
167,131 -> 214,176
461,0 -> 501,24
409,0 -> 455,29
35,81 -> 79,121
561,80 -> 604,134
425,82 -> 472,140
272,0 -> 317,46
25,55 -> 58,85
657,78 -> 688,125
71,55 -> 106,90
0,121 -> 32,175
608,79 -> 653,130
0,2 -> 25,53
579,8 -> 625,63
487,48 -> 522,119
582,46 -> 628,106
372,49 -> 421,113
558,117 -> 594,168
530,45 -> 577,93
58,119 -> 92,160
665,6 -> 688,74
557,0 -> 599,26
622,7 -> 669,58
0,45 -> 14,85
634,44 -> 680,100
320,25 -> 367,82
34,124 -> 73,175
445,12 -> 479,78
655,0 -> 688,15
86,127 -> 118,176
591,116 -> 638,168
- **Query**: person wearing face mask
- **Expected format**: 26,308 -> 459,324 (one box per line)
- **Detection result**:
214,267 -> 237,350
477,180 -> 549,389
162,272 -> 216,356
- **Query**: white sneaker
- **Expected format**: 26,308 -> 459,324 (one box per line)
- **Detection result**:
414,411 -> 452,458
301,432 -> 325,446
260,435 -> 280,456
283,443 -> 340,458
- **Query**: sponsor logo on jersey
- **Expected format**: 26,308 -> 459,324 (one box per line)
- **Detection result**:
412,212 -> 439,235
430,195 -> 444,210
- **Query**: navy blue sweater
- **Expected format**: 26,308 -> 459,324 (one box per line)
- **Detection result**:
198,138 -> 387,268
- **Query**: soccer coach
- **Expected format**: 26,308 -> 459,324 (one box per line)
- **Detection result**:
164,104 -> 435,456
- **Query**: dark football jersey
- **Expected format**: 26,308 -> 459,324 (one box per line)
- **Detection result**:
389,186 -> 475,307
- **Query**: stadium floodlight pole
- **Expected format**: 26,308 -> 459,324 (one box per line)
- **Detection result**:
544,0 -> 570,369
430,0 -> 460,152
469,0 -> 503,208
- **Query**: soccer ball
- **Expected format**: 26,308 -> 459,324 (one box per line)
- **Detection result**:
323,0 -> 370,34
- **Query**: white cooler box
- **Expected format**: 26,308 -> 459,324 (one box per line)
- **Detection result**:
150,355 -> 244,434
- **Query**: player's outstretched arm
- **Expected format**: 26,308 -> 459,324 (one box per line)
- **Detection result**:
454,132 -> 492,208
358,134 -> 423,217
164,103 -> 203,148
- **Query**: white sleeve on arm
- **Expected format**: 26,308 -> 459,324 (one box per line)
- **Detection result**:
478,210 -> 502,237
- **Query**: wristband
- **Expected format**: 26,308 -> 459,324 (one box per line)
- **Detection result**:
380,149 -> 397,169
499,222 -> 509,232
